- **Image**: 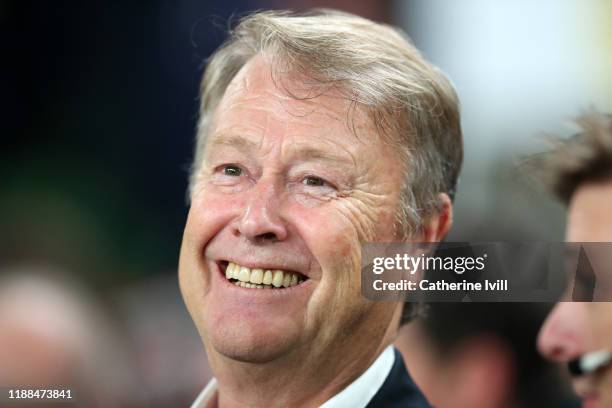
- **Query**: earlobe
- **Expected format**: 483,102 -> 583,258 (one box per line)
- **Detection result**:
421,193 -> 453,242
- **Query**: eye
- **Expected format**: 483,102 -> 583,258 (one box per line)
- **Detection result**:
303,175 -> 327,187
222,165 -> 242,177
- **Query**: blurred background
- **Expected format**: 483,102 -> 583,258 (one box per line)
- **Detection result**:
1,0 -> 610,406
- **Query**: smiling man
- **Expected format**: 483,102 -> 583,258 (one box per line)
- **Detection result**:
178,10 -> 462,408
532,112 -> 612,408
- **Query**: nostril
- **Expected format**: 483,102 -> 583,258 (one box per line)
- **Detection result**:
549,346 -> 568,362
257,232 -> 277,242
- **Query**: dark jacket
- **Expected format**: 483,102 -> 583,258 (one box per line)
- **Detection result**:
366,348 -> 432,408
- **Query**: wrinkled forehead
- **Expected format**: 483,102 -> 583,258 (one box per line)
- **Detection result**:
567,178 -> 612,242
213,55 -> 374,139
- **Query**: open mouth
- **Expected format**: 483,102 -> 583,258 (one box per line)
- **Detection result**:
219,261 -> 307,289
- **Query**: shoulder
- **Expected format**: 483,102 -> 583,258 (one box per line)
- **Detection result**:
366,348 -> 432,408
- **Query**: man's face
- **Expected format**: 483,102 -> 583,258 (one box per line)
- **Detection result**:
179,56 -> 404,368
538,179 -> 612,408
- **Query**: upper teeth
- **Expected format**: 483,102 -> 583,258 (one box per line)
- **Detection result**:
225,262 -> 302,288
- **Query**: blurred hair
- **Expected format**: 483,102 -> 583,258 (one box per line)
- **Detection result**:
189,9 -> 463,237
418,303 -> 566,406
525,111 -> 612,204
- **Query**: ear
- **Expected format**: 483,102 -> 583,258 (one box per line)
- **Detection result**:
419,193 -> 453,242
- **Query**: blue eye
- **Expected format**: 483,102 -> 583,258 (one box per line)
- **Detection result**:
223,165 -> 242,176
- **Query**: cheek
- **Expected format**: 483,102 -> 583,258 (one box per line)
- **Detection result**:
590,304 -> 612,346
295,205 -> 359,258
292,204 -> 364,297
179,190 -> 243,291
603,373 -> 612,404
185,190 -> 243,245
291,194 -> 397,275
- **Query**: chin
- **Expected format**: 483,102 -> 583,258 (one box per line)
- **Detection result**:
205,311 -> 304,364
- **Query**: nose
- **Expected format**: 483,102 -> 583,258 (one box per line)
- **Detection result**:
235,177 -> 288,243
537,302 -> 590,363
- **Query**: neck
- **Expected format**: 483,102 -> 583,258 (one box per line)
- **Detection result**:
209,340 -> 391,408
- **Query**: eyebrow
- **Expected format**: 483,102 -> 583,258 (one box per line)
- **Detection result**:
207,133 -> 356,167
207,134 -> 259,154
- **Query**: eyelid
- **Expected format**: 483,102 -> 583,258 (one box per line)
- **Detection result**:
302,174 -> 338,190
211,163 -> 249,181
224,163 -> 241,169
216,163 -> 243,173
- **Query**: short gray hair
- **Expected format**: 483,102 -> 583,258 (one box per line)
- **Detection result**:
190,9 -> 463,237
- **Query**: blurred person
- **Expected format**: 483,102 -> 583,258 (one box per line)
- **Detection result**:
528,112 -> 612,408
396,303 -> 577,408
178,9 -> 463,408
0,269 -> 139,407
111,273 -> 213,407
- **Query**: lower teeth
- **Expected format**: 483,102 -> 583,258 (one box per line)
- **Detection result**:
230,279 -> 274,289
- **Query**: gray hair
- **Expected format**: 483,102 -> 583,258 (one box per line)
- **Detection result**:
190,9 -> 463,237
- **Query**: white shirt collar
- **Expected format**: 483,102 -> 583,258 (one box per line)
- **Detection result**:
319,345 -> 395,408
191,346 -> 395,408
